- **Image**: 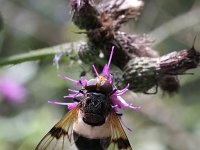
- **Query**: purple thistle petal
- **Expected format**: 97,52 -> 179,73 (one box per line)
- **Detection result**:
115,84 -> 129,96
68,89 -> 79,93
48,101 -> 78,110
64,93 -> 83,98
58,74 -> 87,87
101,46 -> 115,77
67,102 -> 78,110
48,101 -> 70,105
64,95 -> 75,98
111,96 -> 126,109
101,64 -> 110,77
92,65 -> 99,76
108,46 -> 115,68
58,73 -> 79,84
109,74 -> 113,84
116,90 -> 128,96
128,104 -> 141,110
76,77 -> 88,86
112,105 -> 118,108
79,77 -> 88,86
111,95 -> 140,110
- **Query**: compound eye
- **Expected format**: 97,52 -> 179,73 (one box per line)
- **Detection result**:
99,80 -> 113,94
85,79 -> 97,91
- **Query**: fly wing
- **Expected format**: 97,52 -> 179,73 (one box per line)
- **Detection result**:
35,104 -> 80,150
108,110 -> 133,150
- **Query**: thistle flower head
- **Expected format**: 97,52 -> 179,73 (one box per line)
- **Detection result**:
49,46 -> 140,111
0,76 -> 27,103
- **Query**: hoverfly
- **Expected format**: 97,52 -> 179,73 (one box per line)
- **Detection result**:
36,47 -> 140,150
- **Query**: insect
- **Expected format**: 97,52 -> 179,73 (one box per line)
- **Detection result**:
36,47 -> 140,150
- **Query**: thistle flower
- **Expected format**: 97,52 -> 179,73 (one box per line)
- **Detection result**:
70,0 -> 199,95
49,46 -> 140,111
0,76 -> 27,102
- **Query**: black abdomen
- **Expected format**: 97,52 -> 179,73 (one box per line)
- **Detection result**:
73,131 -> 111,150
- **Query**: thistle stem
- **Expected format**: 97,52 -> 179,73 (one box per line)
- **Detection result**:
0,42 -> 80,66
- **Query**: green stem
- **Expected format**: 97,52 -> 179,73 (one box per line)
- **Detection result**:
0,42 -> 81,66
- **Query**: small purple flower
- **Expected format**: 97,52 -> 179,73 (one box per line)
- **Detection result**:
0,76 -> 27,103
49,46 -> 140,111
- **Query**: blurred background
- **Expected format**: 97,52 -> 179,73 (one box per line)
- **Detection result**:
0,0 -> 200,150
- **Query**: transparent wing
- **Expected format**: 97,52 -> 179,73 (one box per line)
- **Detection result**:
108,110 -> 133,150
35,104 -> 80,150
